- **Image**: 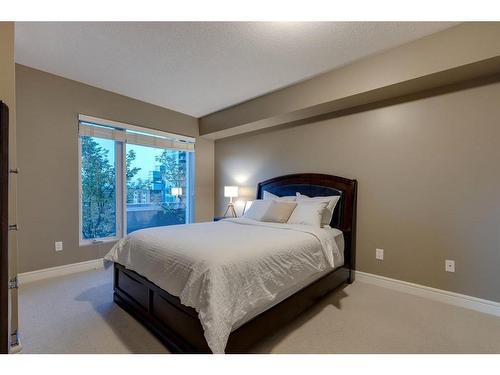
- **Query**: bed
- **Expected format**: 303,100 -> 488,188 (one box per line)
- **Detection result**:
105,173 -> 357,353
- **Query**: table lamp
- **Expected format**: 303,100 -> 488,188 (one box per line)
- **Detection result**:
171,187 -> 182,197
223,186 -> 239,217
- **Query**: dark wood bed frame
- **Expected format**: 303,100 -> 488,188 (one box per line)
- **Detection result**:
112,173 -> 357,353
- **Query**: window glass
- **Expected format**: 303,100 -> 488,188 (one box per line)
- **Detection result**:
80,136 -> 117,240
126,144 -> 188,233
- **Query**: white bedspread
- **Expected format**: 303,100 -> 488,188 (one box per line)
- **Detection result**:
104,218 -> 343,353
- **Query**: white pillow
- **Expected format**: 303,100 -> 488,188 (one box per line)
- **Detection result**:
263,191 -> 296,201
261,201 -> 297,223
242,200 -> 272,221
287,201 -> 328,227
296,193 -> 340,226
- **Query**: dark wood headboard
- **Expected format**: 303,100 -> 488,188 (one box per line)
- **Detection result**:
256,173 -> 357,271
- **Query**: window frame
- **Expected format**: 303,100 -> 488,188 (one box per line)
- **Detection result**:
78,116 -> 195,246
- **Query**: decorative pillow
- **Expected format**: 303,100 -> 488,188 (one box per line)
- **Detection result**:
261,201 -> 297,223
263,191 -> 296,201
242,200 -> 272,221
296,193 -> 340,226
287,201 -> 328,227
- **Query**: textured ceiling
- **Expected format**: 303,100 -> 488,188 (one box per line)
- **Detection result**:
15,22 -> 457,117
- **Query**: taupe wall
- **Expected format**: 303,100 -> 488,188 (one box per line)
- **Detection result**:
16,64 -> 214,273
215,79 -> 500,302
194,137 -> 215,222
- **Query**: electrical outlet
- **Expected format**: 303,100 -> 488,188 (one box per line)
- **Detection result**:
445,259 -> 455,272
376,248 -> 384,260
55,241 -> 63,252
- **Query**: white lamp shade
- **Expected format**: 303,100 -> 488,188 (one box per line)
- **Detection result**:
171,187 -> 182,196
224,186 -> 239,198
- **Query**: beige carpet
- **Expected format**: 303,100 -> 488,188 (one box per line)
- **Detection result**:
18,267 -> 500,354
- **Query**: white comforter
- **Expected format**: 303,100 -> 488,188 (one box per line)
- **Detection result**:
104,218 -> 342,353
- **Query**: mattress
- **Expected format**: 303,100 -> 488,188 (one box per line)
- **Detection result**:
104,218 -> 344,353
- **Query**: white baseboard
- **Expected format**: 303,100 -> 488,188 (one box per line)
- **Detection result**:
354,270 -> 500,317
18,258 -> 104,285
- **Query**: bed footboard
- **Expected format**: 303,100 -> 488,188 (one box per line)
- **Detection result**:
113,263 -> 210,353
113,262 -> 349,353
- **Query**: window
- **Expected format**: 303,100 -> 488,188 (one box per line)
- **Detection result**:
78,115 -> 195,245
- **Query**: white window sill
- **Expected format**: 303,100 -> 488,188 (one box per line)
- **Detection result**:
79,237 -> 120,247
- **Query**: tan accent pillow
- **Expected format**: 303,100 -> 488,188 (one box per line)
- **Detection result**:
261,201 -> 298,223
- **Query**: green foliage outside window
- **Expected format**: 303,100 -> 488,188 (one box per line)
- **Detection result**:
81,136 -> 117,239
